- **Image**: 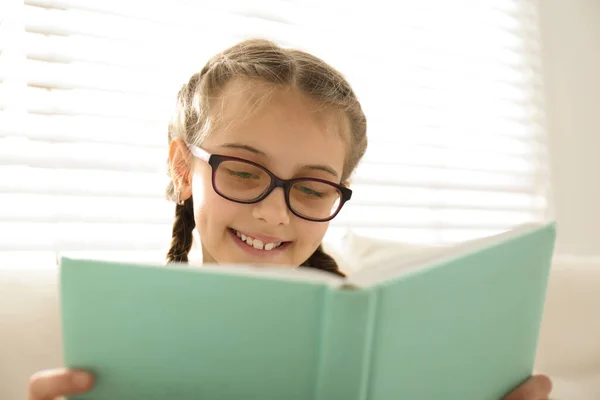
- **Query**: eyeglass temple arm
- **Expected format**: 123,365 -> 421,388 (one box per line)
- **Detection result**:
186,143 -> 211,162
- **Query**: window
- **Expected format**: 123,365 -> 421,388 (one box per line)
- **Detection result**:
0,0 -> 550,265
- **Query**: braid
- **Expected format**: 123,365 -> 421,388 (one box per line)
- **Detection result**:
166,196 -> 195,263
301,244 -> 346,278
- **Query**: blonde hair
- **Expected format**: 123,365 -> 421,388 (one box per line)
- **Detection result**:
166,39 -> 368,275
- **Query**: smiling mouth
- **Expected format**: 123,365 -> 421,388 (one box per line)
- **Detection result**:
229,228 -> 290,251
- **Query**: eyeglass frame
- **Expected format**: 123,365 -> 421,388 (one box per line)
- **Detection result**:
186,144 -> 352,222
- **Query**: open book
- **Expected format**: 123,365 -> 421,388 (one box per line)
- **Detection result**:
59,222 -> 556,400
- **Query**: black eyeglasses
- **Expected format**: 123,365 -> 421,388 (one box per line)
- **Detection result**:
187,145 -> 352,222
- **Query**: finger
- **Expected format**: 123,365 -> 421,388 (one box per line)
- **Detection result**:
28,369 -> 94,400
503,374 -> 553,400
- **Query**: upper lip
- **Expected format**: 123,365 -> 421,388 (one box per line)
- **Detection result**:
232,229 -> 288,244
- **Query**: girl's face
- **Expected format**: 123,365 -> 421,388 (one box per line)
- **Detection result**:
183,82 -> 348,267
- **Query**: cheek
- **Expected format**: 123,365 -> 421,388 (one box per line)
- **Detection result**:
295,220 -> 329,247
192,176 -> 239,234
191,165 -> 237,235
291,220 -> 329,265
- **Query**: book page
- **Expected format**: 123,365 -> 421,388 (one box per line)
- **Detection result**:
343,223 -> 546,288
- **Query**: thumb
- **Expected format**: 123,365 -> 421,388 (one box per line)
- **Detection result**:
503,374 -> 553,400
28,369 -> 94,400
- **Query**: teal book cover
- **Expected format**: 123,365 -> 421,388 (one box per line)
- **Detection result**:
60,222 -> 556,400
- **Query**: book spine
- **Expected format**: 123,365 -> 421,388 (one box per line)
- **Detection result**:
313,287 -> 378,400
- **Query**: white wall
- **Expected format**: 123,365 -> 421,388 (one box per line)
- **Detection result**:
539,0 -> 600,258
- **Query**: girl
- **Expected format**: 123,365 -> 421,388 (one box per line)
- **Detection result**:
27,39 -> 552,400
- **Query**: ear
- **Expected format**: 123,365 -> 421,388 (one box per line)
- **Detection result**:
168,138 -> 193,201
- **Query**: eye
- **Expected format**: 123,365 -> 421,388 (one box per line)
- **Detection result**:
226,169 -> 259,179
296,185 -> 325,198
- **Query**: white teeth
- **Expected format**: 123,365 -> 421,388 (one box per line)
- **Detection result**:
264,242 -> 283,251
234,229 -> 283,251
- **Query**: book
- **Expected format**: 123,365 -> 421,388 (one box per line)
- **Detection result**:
59,222 -> 556,400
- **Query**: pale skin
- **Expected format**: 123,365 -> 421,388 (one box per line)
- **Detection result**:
28,83 -> 553,400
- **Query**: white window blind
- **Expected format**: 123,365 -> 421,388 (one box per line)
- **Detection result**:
0,0 -> 550,264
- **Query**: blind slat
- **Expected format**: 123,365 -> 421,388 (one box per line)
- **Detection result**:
23,87 -> 170,120
23,4 -> 303,46
360,143 -> 546,173
0,194 -> 174,224
0,113 -> 165,147
0,166 -> 168,197
0,138 -> 165,172
24,0 -> 302,27
23,59 -> 172,94
349,184 -> 547,209
0,222 -> 171,251
351,177 -> 538,194
353,164 -> 538,192
23,31 -> 215,69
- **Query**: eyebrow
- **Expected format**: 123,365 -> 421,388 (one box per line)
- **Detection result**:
304,164 -> 339,178
219,142 -> 339,178
220,143 -> 267,157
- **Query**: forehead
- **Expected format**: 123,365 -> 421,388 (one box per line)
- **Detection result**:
204,79 -> 349,177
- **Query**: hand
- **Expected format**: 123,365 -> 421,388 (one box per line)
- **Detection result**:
28,368 -> 94,400
503,374 -> 553,400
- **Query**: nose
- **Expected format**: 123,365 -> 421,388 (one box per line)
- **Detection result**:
252,187 -> 291,226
